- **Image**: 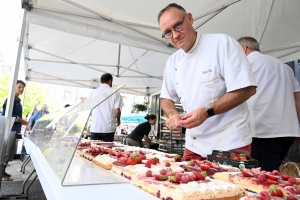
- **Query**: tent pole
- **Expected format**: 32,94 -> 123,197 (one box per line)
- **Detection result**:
0,6 -> 28,188
33,5 -> 160,30
262,45 -> 300,54
193,0 -> 241,21
258,0 -> 275,44
27,71 -> 91,88
24,23 -> 30,80
29,47 -> 110,74
26,58 -> 117,67
276,48 -> 300,59
264,46 -> 300,54
62,0 -> 168,45
116,44 -> 121,77
29,48 -> 163,80
195,8 -> 226,30
119,50 -> 148,76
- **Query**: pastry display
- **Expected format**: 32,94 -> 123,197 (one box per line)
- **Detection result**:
213,168 -> 300,193
74,141 -> 300,200
92,154 -> 118,170
134,173 -> 246,200
241,185 -> 300,199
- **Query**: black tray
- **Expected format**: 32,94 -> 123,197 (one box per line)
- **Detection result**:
207,150 -> 258,169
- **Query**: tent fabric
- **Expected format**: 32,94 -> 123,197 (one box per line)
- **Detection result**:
23,0 -> 300,95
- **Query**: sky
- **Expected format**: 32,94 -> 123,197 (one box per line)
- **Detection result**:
0,1 -> 23,66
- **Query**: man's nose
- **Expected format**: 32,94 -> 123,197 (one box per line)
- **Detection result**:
172,30 -> 180,39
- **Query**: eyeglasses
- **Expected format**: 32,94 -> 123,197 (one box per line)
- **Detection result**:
162,17 -> 185,39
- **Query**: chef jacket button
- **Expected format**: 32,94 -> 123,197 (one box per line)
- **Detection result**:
193,137 -> 196,140
175,68 -> 177,71
176,82 -> 178,85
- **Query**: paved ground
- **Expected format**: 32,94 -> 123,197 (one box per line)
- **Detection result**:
1,157 -> 46,199
5,156 -> 35,182
4,140 -> 35,182
0,139 -> 46,199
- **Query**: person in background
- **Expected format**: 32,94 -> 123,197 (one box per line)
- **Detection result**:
88,73 -> 122,142
238,36 -> 300,171
127,114 -> 159,149
1,80 -> 28,181
28,104 -> 49,131
158,3 -> 257,159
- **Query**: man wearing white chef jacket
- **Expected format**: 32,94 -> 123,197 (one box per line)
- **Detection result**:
158,3 -> 257,159
238,36 -> 300,171
89,73 -> 122,142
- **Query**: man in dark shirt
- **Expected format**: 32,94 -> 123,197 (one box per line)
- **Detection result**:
1,80 -> 28,181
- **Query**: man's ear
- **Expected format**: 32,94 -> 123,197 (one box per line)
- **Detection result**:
187,12 -> 194,25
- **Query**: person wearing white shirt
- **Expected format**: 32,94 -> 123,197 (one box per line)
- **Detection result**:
88,73 -> 122,142
158,3 -> 257,158
238,36 -> 300,171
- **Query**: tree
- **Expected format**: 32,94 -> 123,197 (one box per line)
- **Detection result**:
0,72 -> 10,107
0,72 -> 51,117
22,81 -> 52,117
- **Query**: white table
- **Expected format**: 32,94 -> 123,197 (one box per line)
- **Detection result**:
23,136 -> 157,200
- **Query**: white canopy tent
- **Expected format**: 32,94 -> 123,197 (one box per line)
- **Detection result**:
22,0 -> 300,96
1,0 -> 300,189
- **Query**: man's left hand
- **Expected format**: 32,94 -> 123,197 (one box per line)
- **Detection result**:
178,108 -> 208,129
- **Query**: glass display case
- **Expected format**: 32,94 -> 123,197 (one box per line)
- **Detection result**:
29,85 -> 129,186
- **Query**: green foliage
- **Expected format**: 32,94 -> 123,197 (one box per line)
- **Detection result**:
131,101 -> 149,113
0,72 -> 10,107
23,82 -> 52,116
0,72 -> 51,117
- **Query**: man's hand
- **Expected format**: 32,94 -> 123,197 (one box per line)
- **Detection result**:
28,125 -> 31,130
178,108 -> 208,129
166,114 -> 182,130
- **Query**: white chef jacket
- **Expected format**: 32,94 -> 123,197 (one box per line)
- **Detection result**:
247,51 -> 300,138
89,84 -> 122,133
160,33 -> 257,157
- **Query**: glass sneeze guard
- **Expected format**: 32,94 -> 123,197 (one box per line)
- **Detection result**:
29,85 -> 129,186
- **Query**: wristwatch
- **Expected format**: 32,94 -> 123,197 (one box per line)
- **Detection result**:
204,105 -> 215,117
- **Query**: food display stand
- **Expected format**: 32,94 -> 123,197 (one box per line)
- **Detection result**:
21,84 -> 300,200
24,85 -> 157,200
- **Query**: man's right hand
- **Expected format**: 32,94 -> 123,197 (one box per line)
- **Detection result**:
166,114 -> 182,130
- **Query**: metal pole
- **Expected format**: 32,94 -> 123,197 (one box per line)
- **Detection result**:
116,44 -> 121,77
193,0 -> 241,21
62,0 -> 168,45
0,7 -> 27,189
194,8 -> 226,31
33,5 -> 161,30
29,48 -> 163,80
